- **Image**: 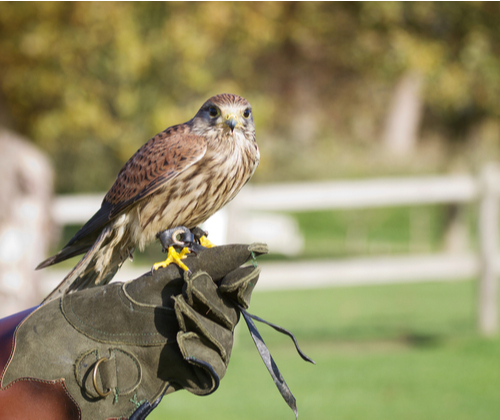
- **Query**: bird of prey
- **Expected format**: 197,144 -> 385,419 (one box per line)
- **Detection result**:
37,93 -> 259,302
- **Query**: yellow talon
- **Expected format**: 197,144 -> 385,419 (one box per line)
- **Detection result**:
153,246 -> 191,272
199,235 -> 215,248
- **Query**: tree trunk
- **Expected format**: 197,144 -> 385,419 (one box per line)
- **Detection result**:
382,71 -> 423,156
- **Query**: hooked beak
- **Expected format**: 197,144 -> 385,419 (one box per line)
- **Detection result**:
224,114 -> 238,132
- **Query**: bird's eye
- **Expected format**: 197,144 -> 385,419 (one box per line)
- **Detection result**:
208,106 -> 220,118
243,108 -> 251,119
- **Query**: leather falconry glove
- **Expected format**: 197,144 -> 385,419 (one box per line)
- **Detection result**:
0,243 -> 267,420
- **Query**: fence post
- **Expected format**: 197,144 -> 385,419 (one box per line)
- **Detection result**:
478,163 -> 500,336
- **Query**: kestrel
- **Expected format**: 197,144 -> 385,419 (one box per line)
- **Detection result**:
37,93 -> 259,302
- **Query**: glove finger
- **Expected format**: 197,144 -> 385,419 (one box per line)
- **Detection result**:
176,331 -> 225,395
183,243 -> 268,282
173,294 -> 233,364
183,271 -> 239,330
219,265 -> 261,309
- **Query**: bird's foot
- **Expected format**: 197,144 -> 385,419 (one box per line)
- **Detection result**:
153,246 -> 191,273
191,227 -> 216,248
199,235 -> 215,248
157,226 -> 216,255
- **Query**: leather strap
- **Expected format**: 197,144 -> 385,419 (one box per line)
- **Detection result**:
238,305 -> 315,420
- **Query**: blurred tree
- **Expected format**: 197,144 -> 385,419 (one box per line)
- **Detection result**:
0,129 -> 53,315
1,2 -> 500,193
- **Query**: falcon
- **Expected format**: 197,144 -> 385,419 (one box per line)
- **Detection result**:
37,93 -> 259,302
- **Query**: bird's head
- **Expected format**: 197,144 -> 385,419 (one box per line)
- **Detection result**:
191,93 -> 255,141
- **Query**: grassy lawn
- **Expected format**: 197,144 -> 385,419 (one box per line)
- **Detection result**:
149,280 -> 500,420
290,205 -> 477,259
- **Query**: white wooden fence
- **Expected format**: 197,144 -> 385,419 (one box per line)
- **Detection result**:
46,164 -> 500,336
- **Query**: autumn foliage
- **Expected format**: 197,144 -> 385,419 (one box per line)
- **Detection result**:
1,2 -> 500,192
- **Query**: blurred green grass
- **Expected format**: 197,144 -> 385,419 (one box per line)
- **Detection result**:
291,204 -> 476,259
149,280 -> 500,420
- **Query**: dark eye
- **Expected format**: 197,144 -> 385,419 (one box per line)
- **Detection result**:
243,108 -> 251,119
208,106 -> 219,118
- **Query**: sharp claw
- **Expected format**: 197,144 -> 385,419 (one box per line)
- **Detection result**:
187,247 -> 198,256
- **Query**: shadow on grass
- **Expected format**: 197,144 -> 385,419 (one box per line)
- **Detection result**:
238,331 -> 448,357
402,333 -> 443,348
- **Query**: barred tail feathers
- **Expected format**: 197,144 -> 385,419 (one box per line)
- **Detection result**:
41,225 -> 128,303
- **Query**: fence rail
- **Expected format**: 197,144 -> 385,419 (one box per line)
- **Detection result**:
46,164 -> 500,335
229,174 -> 480,211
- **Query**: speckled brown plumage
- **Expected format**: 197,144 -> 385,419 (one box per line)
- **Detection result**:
38,93 -> 259,301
